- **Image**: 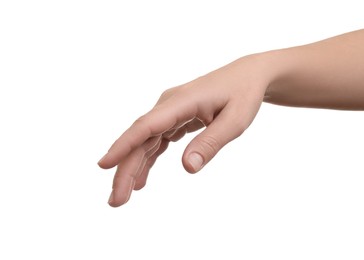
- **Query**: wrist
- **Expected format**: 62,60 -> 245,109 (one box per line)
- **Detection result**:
236,49 -> 293,95
258,47 -> 301,104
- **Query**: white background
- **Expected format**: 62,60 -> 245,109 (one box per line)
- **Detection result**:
1,1 -> 363,259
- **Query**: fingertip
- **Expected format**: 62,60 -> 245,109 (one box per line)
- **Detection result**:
98,161 -> 110,169
108,190 -> 115,205
108,193 -> 127,208
108,200 -> 124,208
108,201 -> 123,208
97,153 -> 117,169
97,154 -> 108,167
108,185 -> 133,207
133,181 -> 146,191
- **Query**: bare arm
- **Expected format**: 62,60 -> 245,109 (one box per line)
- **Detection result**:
98,29 -> 364,207
264,29 -> 364,110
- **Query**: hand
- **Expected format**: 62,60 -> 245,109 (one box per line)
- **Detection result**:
98,53 -> 275,207
98,30 -> 364,207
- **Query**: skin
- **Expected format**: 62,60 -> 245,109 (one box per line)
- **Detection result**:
98,29 -> 364,207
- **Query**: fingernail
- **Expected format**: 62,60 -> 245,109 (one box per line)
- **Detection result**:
188,152 -> 204,172
108,191 -> 114,205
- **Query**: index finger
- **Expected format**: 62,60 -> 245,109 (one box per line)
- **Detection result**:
98,96 -> 197,169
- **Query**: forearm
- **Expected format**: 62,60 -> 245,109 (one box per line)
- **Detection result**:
263,29 -> 364,110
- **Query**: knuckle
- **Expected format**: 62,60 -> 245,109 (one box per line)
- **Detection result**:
134,114 -> 147,125
160,89 -> 171,98
235,120 -> 247,137
201,114 -> 214,126
132,114 -> 153,135
160,87 -> 178,99
198,135 -> 221,157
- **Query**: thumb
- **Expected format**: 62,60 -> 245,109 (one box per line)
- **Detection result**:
182,103 -> 247,173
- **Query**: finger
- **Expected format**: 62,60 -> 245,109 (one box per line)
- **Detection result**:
134,138 -> 170,190
108,136 -> 161,207
98,96 -> 197,169
163,118 -> 205,142
134,118 -> 204,189
185,118 -> 205,133
126,137 -> 165,191
182,102 -> 247,173
162,128 -> 178,140
164,126 -> 187,142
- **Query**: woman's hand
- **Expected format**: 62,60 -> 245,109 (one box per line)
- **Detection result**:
98,53 -> 276,207
98,29 -> 364,207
